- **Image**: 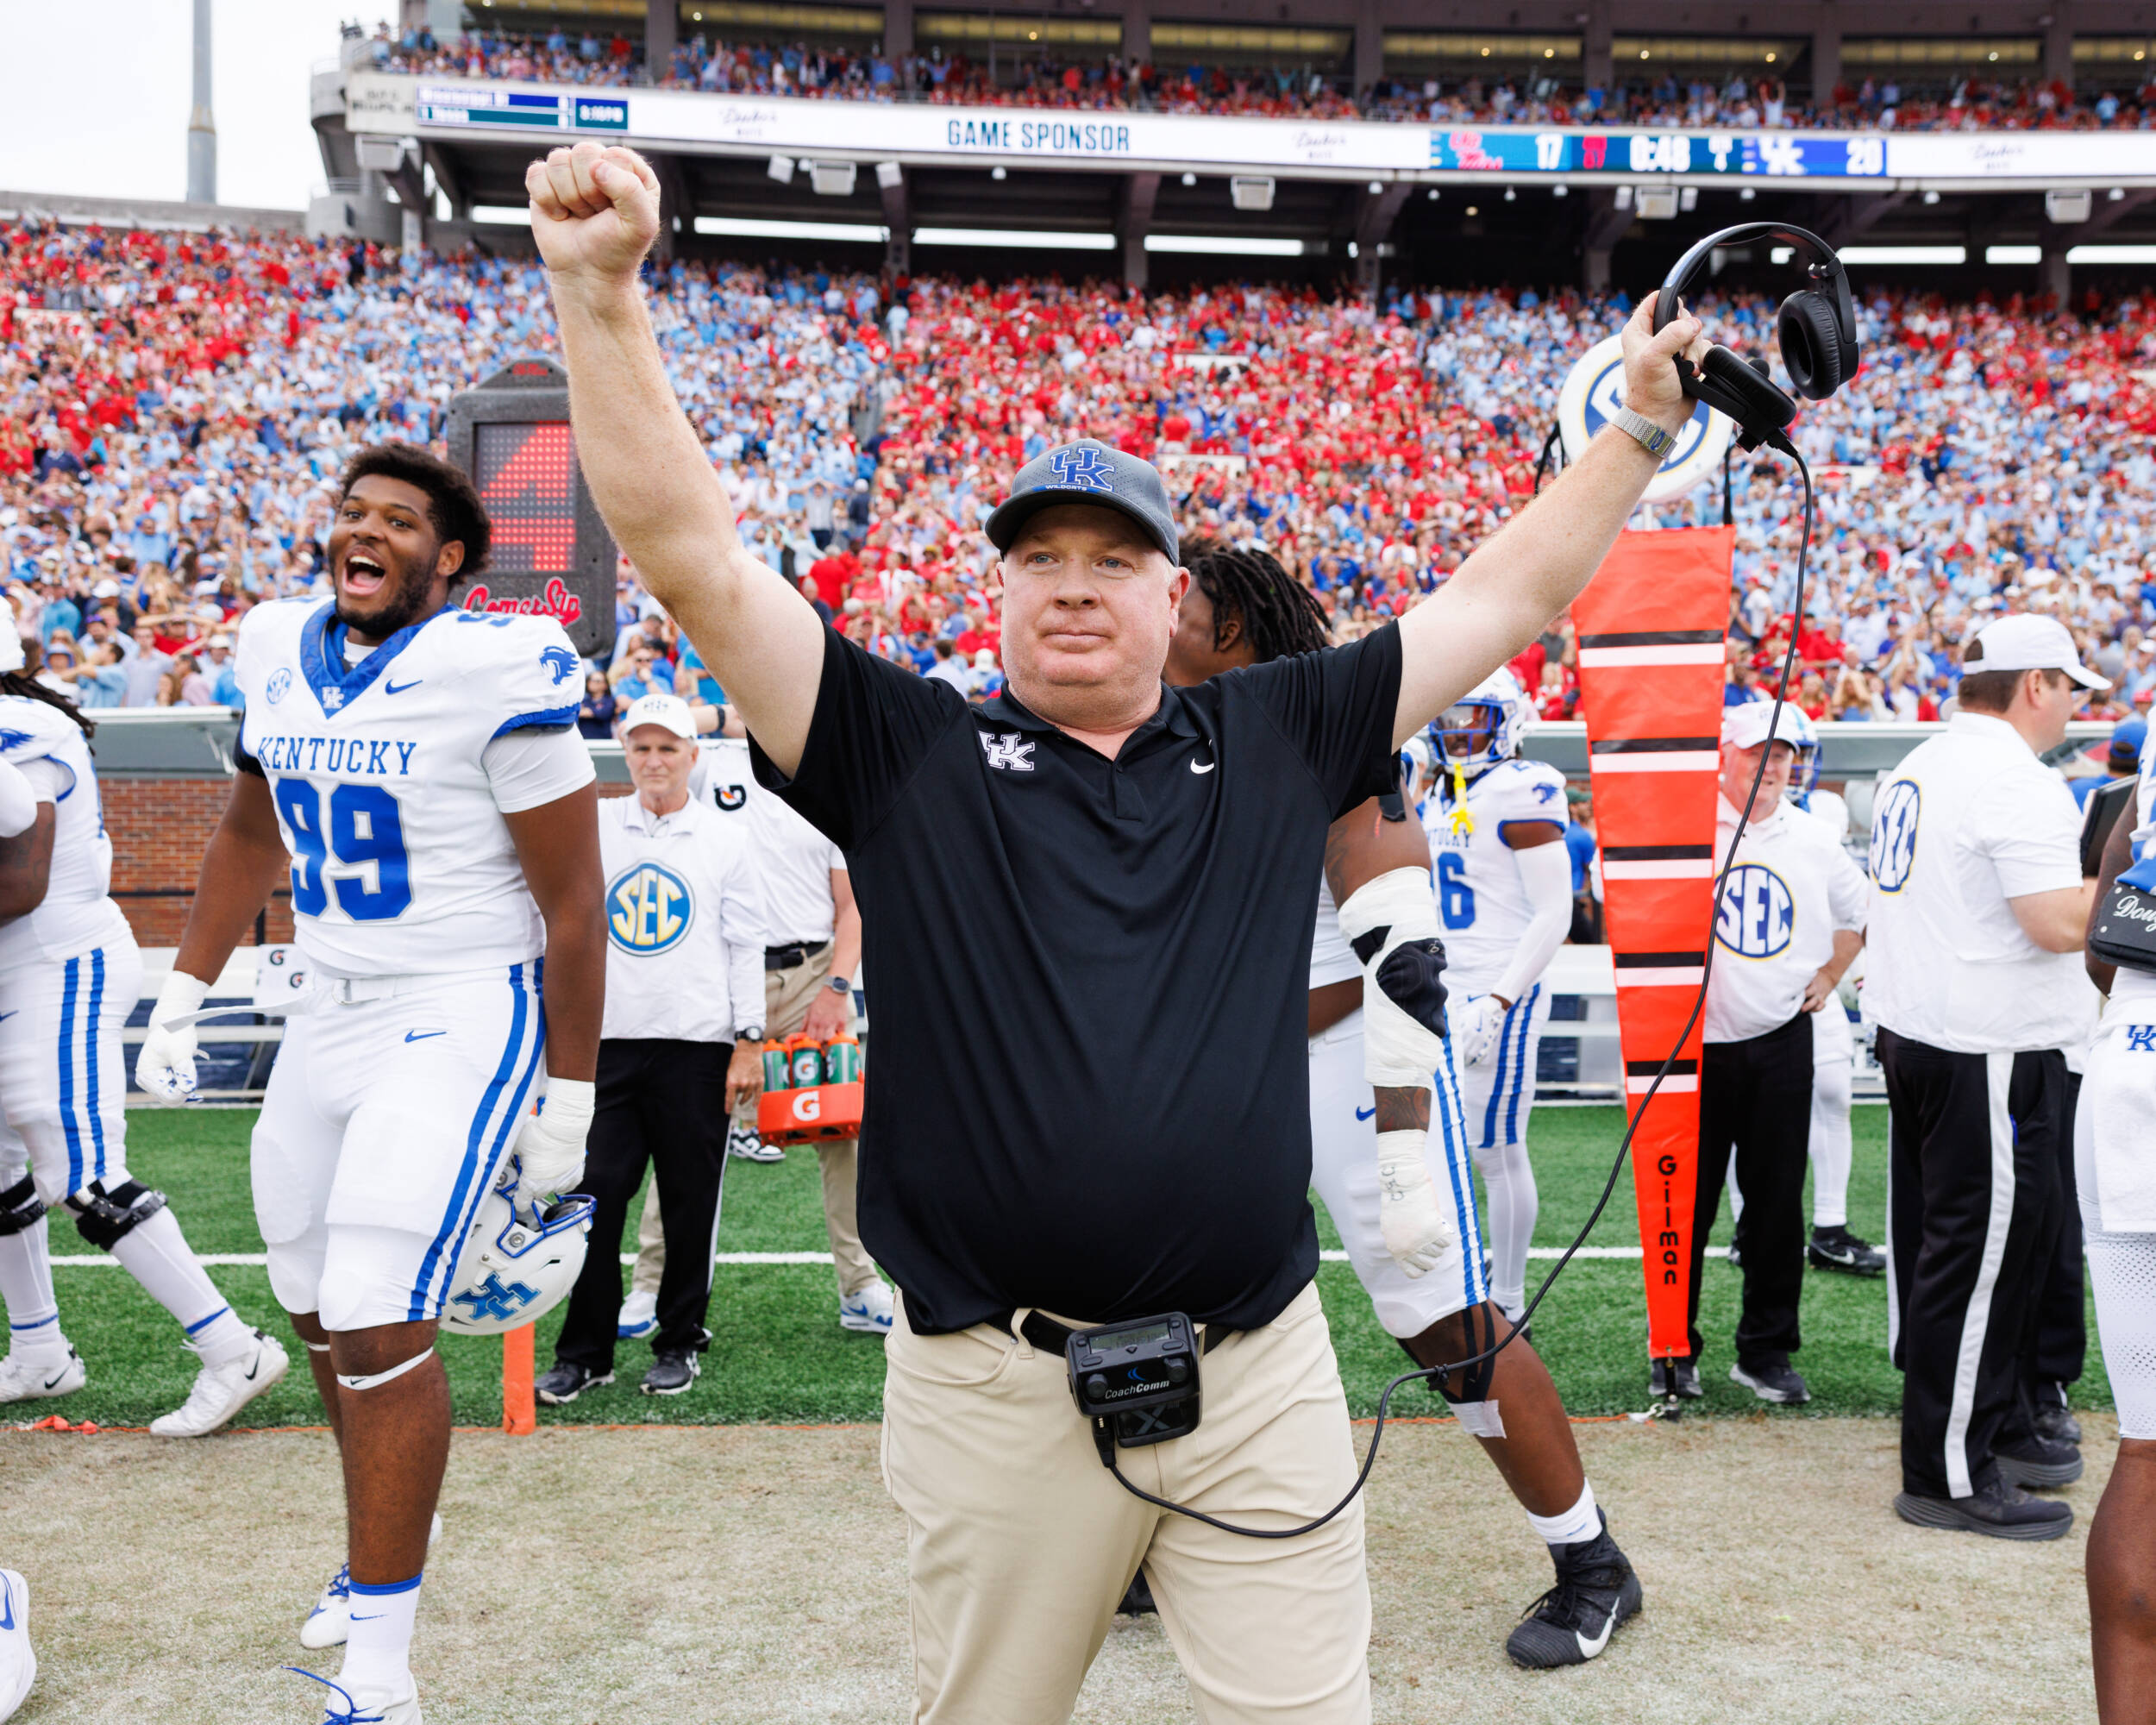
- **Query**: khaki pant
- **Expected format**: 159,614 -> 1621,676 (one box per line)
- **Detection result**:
632,947 -> 878,1301
883,1282 -> 1370,1725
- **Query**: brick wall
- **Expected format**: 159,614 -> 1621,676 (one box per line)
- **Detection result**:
103,775 -> 630,947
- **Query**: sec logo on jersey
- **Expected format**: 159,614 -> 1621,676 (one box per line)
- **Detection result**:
266,668 -> 292,706
1715,863 -> 1796,958
606,862 -> 695,954
1871,779 -> 1921,893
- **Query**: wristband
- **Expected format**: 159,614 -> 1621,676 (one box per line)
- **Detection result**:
151,969 -> 211,1029
539,1076 -> 594,1126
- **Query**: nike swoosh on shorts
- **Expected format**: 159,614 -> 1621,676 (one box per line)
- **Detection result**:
404,1029 -> 448,1043
1355,1106 -> 1376,1120
1189,758 -> 1216,774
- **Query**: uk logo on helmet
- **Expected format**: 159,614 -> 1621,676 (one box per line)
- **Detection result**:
450,1270 -> 541,1326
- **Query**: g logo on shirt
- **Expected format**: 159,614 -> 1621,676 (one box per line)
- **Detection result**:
1870,779 -> 1921,893
1714,863 -> 1796,959
715,784 -> 747,812
266,668 -> 291,706
605,862 -> 694,954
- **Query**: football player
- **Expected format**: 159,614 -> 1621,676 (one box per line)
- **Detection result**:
1407,671 -> 1574,1325
0,616 -> 288,1435
138,445 -> 605,1725
1165,544 -> 1639,1669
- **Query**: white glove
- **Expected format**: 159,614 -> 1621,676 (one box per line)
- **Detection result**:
135,971 -> 210,1101
1451,994 -> 1507,1070
513,1077 -> 593,1218
1376,1132 -> 1457,1278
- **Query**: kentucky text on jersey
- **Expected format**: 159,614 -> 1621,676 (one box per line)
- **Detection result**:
248,736 -> 419,776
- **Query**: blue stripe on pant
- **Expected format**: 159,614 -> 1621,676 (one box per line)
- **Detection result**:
1434,1049 -> 1489,1310
1477,985 -> 1539,1150
58,957 -> 81,1193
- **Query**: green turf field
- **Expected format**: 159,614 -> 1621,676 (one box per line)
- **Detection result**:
11,1104 -> 2111,1429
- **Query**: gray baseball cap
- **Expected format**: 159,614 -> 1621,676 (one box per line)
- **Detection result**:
984,439 -> 1179,565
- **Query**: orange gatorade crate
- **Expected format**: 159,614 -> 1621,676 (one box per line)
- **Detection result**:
757,1081 -> 866,1145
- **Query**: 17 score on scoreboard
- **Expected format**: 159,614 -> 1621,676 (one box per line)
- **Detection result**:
443,357 -> 617,660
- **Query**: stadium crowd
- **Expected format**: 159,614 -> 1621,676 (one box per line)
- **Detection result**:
7,212 -> 2156,731
361,20 -> 2156,132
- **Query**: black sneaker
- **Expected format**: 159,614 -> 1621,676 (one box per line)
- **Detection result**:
1649,1358 -> 1702,1400
1894,1476 -> 2074,1541
534,1361 -> 612,1406
1730,1359 -> 1811,1404
1994,1433 -> 2084,1489
2032,1382 -> 2083,1448
1116,1570 -> 1156,1618
1506,1511 -> 1642,1668
1808,1225 -> 1887,1276
641,1349 -> 701,1396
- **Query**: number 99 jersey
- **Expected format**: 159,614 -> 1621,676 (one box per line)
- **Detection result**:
1420,757 -> 1570,995
233,598 -> 595,978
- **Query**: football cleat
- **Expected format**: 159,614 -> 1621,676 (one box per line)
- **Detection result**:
616,1289 -> 658,1340
0,1346 -> 85,1404
151,1329 -> 288,1437
839,1280 -> 895,1334
285,1666 -> 421,1723
727,1123 -> 784,1164
301,1515 -> 440,1651
439,1160 -> 594,1338
0,1568 -> 35,1722
1506,1512 -> 1642,1668
1808,1226 -> 1887,1277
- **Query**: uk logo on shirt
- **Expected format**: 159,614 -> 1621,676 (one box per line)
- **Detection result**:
980,732 -> 1037,772
1049,446 -> 1116,493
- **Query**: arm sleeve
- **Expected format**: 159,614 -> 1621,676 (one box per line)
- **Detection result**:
481,725 -> 598,814
1488,838 -> 1575,1006
1978,773 -> 2084,900
720,850 -> 772,1034
748,624 -> 963,851
1232,624 -> 1406,819
0,760 -> 36,837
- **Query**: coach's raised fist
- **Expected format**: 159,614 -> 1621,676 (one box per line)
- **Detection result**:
527,142 -> 661,284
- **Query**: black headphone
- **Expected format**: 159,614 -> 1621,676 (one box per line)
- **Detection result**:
1649,223 -> 1860,455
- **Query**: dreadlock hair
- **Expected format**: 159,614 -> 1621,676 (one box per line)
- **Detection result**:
1182,539 -> 1333,666
1,665 -> 94,740
338,442 -> 492,586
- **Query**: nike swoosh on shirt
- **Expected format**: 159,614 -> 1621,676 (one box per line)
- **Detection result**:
404,1029 -> 448,1043
384,678 -> 423,695
0,1012 -> 16,1024
1189,758 -> 1216,774
351,1613 -> 384,1622
1355,1106 -> 1376,1121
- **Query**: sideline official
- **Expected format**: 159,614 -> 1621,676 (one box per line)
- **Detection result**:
536,693 -> 768,1402
1867,616 -> 2103,1540
530,138 -> 1706,1722
1683,704 -> 1866,1407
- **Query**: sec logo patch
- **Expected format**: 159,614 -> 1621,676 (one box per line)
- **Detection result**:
1870,779 -> 1921,893
605,862 -> 694,954
1714,863 -> 1796,959
266,668 -> 291,706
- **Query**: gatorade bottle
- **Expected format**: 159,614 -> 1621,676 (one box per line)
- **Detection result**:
761,1040 -> 792,1092
821,1032 -> 862,1085
788,1033 -> 824,1089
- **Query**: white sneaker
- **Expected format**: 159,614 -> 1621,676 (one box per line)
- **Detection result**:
0,1347 -> 85,1404
0,1569 -> 34,1722
287,1667 -> 420,1723
728,1122 -> 784,1163
838,1280 -> 895,1334
149,1328 -> 288,1438
616,1289 -> 658,1339
302,1514 -> 442,1651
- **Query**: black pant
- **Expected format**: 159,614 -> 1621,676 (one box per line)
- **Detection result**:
553,1038 -> 733,1375
1690,1011 -> 1814,1368
1878,1028 -> 2066,1499
2031,1069 -> 2087,1391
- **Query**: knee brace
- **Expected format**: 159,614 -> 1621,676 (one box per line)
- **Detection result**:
1403,1305 -> 1505,1435
335,1348 -> 436,1393
1337,868 -> 1451,1087
0,1174 -> 45,1236
66,1179 -> 169,1251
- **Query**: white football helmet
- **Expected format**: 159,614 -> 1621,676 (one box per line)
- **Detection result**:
439,1158 -> 595,1337
1427,669 -> 1531,782
1785,702 -> 1821,800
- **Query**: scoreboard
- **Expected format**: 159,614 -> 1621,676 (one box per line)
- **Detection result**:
443,357 -> 616,659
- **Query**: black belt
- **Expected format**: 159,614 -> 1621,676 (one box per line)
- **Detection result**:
764,940 -> 831,971
993,1309 -> 1234,1356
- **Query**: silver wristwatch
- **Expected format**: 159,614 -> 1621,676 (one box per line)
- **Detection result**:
1608,404 -> 1679,461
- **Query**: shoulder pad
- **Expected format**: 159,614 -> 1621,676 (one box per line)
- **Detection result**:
0,697 -> 78,760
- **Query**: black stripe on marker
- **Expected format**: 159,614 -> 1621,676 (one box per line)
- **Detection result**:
1590,737 -> 1718,753
1602,844 -> 1714,861
1576,630 -> 1725,648
1626,1059 -> 1700,1076
1613,950 -> 1706,968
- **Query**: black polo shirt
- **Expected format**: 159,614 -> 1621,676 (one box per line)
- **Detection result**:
752,622 -> 1404,1333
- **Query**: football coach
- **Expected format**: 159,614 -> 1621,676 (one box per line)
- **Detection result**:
528,141 -> 1705,1724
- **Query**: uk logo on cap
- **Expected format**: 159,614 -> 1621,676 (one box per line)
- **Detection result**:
1049,446 -> 1116,493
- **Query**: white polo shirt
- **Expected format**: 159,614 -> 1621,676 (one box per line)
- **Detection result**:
1865,711 -> 2087,1055
1706,792 -> 1869,1044
599,789 -> 770,1044
693,736 -> 846,947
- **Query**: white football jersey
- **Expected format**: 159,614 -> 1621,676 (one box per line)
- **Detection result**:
234,598 -> 596,978
0,695 -> 129,969
1420,756 -> 1570,994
